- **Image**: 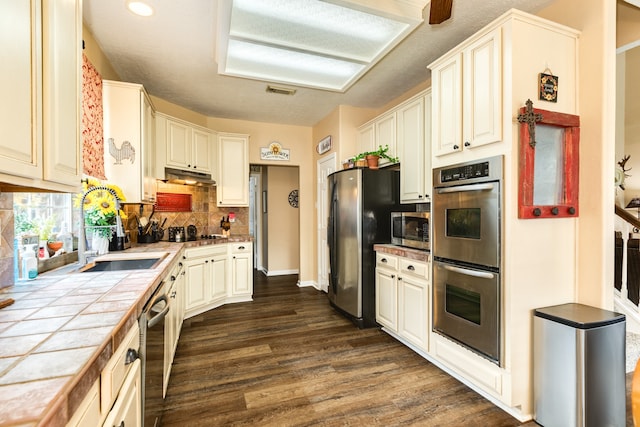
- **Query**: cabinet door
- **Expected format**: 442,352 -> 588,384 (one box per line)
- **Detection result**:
166,119 -> 191,169
0,1 -> 40,180
42,0 -> 81,187
231,251 -> 252,297
164,280 -> 176,397
217,134 -> 249,206
185,258 -> 208,313
191,128 -> 212,173
375,267 -> 397,331
423,91 -> 432,199
375,111 -> 397,167
398,276 -> 428,351
398,96 -> 425,203
358,123 -> 375,157
432,52 -> 463,156
462,28 -> 502,149
209,255 -> 228,304
102,359 -> 141,427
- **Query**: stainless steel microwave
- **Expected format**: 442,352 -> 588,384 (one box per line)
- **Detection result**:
391,211 -> 430,250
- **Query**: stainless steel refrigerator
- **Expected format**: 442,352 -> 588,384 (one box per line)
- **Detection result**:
327,167 -> 408,328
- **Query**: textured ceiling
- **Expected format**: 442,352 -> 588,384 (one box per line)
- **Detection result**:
83,0 -> 555,127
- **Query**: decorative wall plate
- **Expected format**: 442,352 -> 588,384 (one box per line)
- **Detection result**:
288,190 -> 298,208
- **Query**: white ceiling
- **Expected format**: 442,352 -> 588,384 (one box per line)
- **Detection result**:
83,0 -> 554,127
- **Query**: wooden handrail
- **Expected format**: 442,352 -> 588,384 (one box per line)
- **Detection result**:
615,204 -> 640,230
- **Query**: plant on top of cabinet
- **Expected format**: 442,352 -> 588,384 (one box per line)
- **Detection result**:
351,145 -> 399,169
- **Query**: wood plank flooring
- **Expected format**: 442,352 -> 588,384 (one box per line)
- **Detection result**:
162,272 -> 633,426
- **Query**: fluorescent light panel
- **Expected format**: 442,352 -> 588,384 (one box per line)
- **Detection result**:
217,0 -> 424,92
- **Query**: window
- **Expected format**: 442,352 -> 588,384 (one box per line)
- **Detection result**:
14,193 -> 75,242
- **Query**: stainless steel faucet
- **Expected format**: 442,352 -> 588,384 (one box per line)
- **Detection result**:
77,185 -> 124,267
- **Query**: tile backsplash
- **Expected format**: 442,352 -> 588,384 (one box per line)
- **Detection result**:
122,182 -> 248,242
0,193 -> 14,289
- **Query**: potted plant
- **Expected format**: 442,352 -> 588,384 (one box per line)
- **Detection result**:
353,145 -> 399,169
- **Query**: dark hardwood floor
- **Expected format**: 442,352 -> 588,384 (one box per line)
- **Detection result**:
162,272 -> 633,426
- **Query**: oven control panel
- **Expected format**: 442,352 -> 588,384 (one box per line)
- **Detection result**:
440,161 -> 490,183
434,155 -> 503,187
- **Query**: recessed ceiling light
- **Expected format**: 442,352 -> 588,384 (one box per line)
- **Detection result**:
126,0 -> 154,17
216,0 -> 428,92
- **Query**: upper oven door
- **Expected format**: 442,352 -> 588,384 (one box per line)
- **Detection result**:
433,181 -> 500,268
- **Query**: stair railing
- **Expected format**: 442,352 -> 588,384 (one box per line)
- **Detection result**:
614,204 -> 640,316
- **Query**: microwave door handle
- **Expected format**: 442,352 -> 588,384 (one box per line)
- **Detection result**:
436,183 -> 495,194
443,264 -> 495,280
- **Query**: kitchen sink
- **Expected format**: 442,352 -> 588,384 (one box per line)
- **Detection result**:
78,252 -> 168,273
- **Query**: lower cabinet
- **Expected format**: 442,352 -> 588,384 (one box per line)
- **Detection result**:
164,259 -> 185,397
185,243 -> 253,318
67,323 -> 141,427
375,251 -> 430,352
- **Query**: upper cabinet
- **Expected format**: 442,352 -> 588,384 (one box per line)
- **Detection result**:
217,133 -> 249,207
429,10 -> 578,167
398,90 -> 431,204
0,0 -> 82,192
103,81 -> 157,204
431,28 -> 502,157
357,111 -> 399,167
159,114 -> 215,175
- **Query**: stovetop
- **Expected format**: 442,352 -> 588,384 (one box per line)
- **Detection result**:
198,234 -> 228,240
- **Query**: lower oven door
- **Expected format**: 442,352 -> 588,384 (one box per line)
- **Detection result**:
433,260 -> 500,364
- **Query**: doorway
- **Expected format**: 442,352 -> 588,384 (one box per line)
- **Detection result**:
317,153 -> 337,292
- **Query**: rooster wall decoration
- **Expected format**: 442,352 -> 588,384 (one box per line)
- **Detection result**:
108,138 -> 136,165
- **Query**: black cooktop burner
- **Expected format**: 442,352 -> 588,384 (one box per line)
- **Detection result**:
199,234 -> 223,240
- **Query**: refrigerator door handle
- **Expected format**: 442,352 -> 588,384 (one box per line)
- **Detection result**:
328,181 -> 338,294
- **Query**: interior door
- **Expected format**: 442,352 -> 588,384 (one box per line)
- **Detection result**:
317,153 -> 336,293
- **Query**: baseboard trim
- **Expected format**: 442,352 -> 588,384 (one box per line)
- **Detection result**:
264,269 -> 299,276
297,280 -> 320,290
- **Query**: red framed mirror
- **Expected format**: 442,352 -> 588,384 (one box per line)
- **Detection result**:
518,103 -> 580,219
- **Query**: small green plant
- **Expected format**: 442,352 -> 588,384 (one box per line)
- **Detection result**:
351,145 -> 399,163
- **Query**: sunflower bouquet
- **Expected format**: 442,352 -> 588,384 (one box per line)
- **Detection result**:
74,178 -> 128,239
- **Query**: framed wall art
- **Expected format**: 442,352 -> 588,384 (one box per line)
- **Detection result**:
518,100 -> 580,219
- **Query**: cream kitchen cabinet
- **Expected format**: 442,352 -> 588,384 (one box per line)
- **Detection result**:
103,81 -> 157,203
375,251 -> 429,352
398,90 -> 432,204
184,244 -> 228,317
357,111 -> 398,168
0,0 -> 81,192
67,324 -> 141,427
229,242 -> 253,300
185,242 -> 253,318
375,253 -> 399,331
217,133 -> 249,207
430,27 -> 502,157
157,113 -> 216,175
101,359 -> 141,427
164,259 -> 185,396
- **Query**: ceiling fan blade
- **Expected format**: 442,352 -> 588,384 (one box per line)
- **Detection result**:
429,0 -> 453,24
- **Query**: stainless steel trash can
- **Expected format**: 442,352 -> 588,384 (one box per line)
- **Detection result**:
533,303 -> 626,427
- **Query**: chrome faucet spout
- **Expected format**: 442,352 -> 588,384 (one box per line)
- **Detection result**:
78,185 -> 124,267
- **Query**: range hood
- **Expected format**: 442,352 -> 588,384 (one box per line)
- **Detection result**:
163,167 -> 216,186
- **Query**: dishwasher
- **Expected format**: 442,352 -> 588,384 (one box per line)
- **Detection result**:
139,280 -> 170,427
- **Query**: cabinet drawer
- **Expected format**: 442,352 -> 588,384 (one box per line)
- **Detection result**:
399,259 -> 428,279
230,242 -> 251,253
101,323 -> 140,413
376,252 -> 398,270
185,244 -> 227,259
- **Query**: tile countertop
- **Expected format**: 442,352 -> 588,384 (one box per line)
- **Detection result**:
373,244 -> 431,263
0,236 -> 252,427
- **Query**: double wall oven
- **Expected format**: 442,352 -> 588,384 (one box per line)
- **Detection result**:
432,156 -> 503,365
